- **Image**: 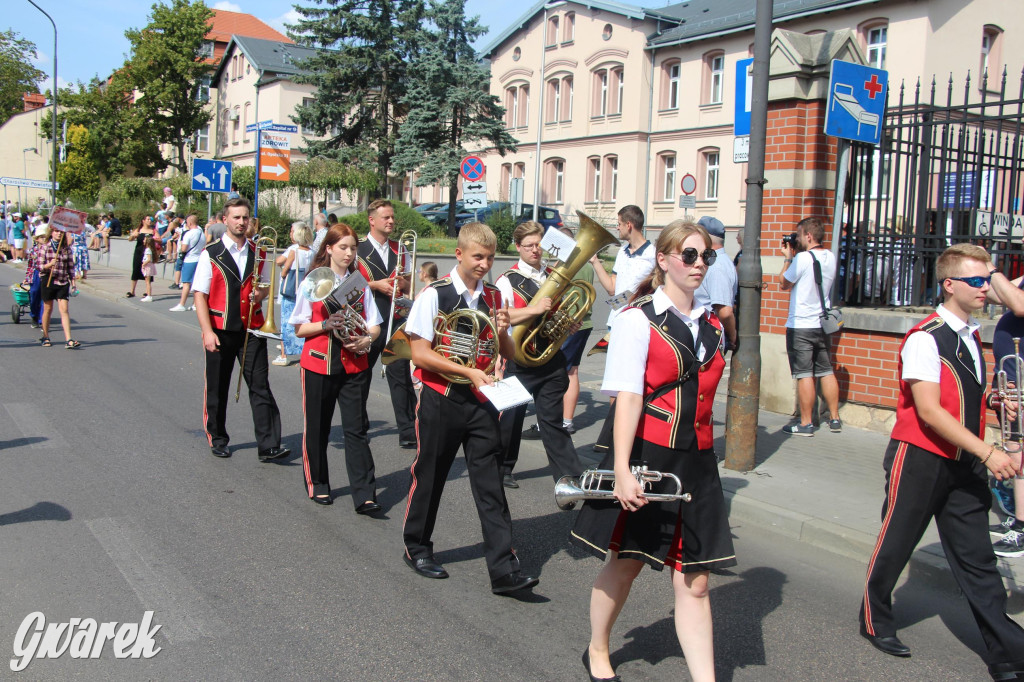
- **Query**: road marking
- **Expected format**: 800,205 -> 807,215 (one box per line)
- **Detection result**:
85,517 -> 227,644
3,403 -> 68,449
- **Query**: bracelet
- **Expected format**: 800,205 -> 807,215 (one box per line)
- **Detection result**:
981,445 -> 995,465
321,319 -> 328,332
784,258 -> 793,263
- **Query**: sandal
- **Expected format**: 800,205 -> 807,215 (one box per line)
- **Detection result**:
125,292 -> 135,298
41,337 -> 51,347
66,340 -> 81,349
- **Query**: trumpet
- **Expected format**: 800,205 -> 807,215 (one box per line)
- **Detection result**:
995,337 -> 1024,455
382,308 -> 498,383
383,230 -> 418,377
554,465 -> 693,511
236,226 -> 278,402
302,267 -> 371,343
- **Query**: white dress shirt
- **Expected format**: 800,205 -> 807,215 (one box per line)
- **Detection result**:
902,304 -> 982,384
406,267 -> 484,343
495,259 -> 546,307
192,234 -> 251,295
288,270 -> 381,327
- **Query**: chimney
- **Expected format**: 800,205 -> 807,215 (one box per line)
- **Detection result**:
23,93 -> 47,112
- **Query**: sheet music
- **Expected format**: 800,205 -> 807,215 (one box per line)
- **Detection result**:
478,376 -> 533,411
540,227 -> 578,263
606,289 -> 634,311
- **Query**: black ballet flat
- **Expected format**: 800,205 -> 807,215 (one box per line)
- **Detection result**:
355,501 -> 381,515
582,648 -> 621,682
312,495 -> 333,506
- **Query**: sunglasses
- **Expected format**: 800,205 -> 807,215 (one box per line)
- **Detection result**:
947,275 -> 991,288
668,248 -> 717,266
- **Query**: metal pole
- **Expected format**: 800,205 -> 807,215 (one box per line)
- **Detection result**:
531,3 -> 556,222
830,139 -> 850,299
724,0 -> 772,472
253,76 -> 261,219
26,0 -> 58,208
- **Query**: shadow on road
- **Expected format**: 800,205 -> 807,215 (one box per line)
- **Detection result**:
0,501 -> 72,527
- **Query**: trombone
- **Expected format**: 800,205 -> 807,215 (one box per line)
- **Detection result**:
554,465 -> 693,510
382,229 -> 418,377
236,226 -> 279,402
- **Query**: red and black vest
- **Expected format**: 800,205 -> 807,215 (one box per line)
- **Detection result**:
631,297 -> 725,451
890,312 -> 985,460
416,275 -> 503,403
205,239 -> 265,332
499,263 -> 550,309
357,237 -> 401,322
299,288 -> 370,376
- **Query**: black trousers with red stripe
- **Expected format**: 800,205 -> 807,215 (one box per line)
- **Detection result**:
301,367 -> 375,506
204,329 -> 280,452
362,331 -> 416,442
861,439 -> 1024,664
402,385 -> 519,582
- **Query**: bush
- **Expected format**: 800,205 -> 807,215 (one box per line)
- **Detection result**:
253,200 -> 300,249
98,177 -> 160,207
486,208 -> 517,254
342,200 -> 434,238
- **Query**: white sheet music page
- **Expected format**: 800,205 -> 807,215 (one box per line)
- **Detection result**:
478,376 -> 533,410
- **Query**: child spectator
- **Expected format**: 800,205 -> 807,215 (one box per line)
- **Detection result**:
274,221 -> 315,366
140,236 -> 157,302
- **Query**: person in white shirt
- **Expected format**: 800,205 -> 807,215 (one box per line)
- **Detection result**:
590,205 -> 656,332
779,217 -> 841,436
162,187 -> 176,214
169,214 -> 206,312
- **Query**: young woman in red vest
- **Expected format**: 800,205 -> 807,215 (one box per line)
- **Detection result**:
571,221 -> 734,682
289,223 -> 383,511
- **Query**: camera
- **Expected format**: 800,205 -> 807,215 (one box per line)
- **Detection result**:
781,232 -> 799,249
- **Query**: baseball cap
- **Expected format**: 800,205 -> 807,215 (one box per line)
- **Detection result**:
34,225 -> 48,237
697,216 -> 725,239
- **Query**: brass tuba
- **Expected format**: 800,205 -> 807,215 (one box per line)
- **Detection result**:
382,308 -> 498,384
511,211 -> 618,367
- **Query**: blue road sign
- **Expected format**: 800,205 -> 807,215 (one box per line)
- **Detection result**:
734,58 -> 753,137
192,158 -> 233,193
825,60 -> 888,145
460,156 -> 485,182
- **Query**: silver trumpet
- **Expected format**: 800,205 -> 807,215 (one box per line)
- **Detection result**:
995,337 -> 1024,455
554,465 -> 692,511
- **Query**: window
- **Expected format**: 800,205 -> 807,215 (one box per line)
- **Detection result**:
665,61 -> 680,109
194,124 -> 209,153
199,41 -> 214,59
230,56 -> 237,80
854,148 -> 891,199
563,12 -> 575,43
660,154 -> 676,202
587,157 -> 601,203
220,109 -> 229,149
543,158 -> 565,204
702,51 -> 725,105
519,85 -> 529,129
866,25 -> 887,69
506,86 -> 519,127
197,75 -> 211,103
243,102 -> 252,143
602,24 -> 613,41
547,15 -> 559,47
595,70 -> 609,116
514,162 -> 525,179
981,25 -> 1003,83
562,76 -> 574,121
300,97 -> 315,134
605,156 -> 618,202
701,150 -> 720,200
612,68 -> 624,115
547,79 -> 561,123
501,163 -> 512,197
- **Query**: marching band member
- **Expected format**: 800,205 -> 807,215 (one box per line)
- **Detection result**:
290,223 -> 382,510
401,222 -> 538,595
193,197 -> 289,462
357,199 -> 417,448
495,221 -> 584,489
571,221 -> 734,682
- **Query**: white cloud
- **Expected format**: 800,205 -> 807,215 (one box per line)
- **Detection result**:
265,9 -> 302,36
212,1 -> 243,11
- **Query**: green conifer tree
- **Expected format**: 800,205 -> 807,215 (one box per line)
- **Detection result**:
392,0 -> 516,236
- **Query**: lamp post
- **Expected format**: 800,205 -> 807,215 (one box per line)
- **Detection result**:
26,0 -> 58,209
531,0 -> 566,222
21,147 -> 35,209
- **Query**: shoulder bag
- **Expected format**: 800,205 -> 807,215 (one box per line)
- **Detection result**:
812,252 -> 844,335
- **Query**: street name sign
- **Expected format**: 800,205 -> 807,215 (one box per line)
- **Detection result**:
191,159 -> 233,193
0,177 -> 59,190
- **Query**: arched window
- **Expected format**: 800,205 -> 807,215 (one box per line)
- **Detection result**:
702,51 -> 725,105
243,102 -> 252,143
981,25 -> 1004,84
593,69 -> 609,116
562,75 -> 574,121
504,83 -> 530,129
699,148 -> 720,201
612,68 -> 624,115
543,158 -> 566,204
546,78 -> 561,123
657,153 -> 676,202
586,156 -> 601,203
662,60 -> 681,110
592,66 -> 623,117
604,155 -> 618,202
547,15 -> 559,47
563,12 -> 575,43
501,163 -> 512,198
858,19 -> 888,69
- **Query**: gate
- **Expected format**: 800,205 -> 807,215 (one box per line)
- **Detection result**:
840,68 -> 1024,307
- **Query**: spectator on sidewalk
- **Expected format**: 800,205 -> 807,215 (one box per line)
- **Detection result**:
779,217 -> 841,436
206,211 -> 226,244
590,205 -> 656,332
71,223 -> 90,282
273,221 -> 315,365
694,216 -> 738,350
859,243 -> 1024,676
169,214 -> 206,313
127,216 -> 156,298
310,213 -> 329,253
11,212 -> 26,262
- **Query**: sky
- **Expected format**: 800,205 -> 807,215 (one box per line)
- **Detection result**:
4,0 -> 574,95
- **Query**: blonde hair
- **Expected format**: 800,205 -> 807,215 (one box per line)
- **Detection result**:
457,222 -> 497,251
936,243 -> 991,288
291,221 -> 314,247
633,219 -> 711,299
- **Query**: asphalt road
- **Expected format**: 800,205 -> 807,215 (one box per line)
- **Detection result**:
0,265 -> 995,680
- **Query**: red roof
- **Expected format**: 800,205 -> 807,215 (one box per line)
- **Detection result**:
206,10 -> 293,45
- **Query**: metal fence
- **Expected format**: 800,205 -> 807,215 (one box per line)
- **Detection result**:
840,67 -> 1024,308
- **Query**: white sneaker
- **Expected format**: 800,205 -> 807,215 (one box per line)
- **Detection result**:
140,296 -> 153,302
168,304 -> 186,312
271,357 -> 289,366
187,305 -> 196,311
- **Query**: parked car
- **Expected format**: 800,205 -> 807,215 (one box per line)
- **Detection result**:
454,202 -> 563,230
412,202 -> 444,214
421,201 -> 465,225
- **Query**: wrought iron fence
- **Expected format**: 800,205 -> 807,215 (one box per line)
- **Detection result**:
839,67 -> 1024,308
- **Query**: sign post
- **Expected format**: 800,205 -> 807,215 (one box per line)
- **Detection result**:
678,173 -> 697,213
460,155 -> 487,221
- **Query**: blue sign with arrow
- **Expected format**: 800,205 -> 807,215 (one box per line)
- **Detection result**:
191,158 -> 233,193
824,59 -> 888,145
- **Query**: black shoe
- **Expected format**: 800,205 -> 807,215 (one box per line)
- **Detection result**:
860,628 -> 910,657
312,495 -> 332,506
989,660 -> 1024,680
490,571 -> 538,595
210,445 -> 231,458
582,647 -> 621,682
564,423 -> 577,434
258,446 -> 290,462
399,438 -> 417,449
355,501 -> 381,515
403,553 -> 449,579
521,424 -> 541,440
502,473 -> 519,489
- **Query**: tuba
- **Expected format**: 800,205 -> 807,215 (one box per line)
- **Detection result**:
301,266 -> 371,342
511,211 -> 617,367
382,308 -> 498,384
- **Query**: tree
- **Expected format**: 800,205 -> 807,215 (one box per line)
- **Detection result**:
0,30 -> 47,126
291,0 -> 426,198
392,0 -> 516,236
122,0 -> 215,174
56,124 -> 101,201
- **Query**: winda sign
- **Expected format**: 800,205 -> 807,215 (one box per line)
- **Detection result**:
974,210 -> 1024,240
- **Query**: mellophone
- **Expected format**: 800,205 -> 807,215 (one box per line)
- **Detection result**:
301,267 -> 372,344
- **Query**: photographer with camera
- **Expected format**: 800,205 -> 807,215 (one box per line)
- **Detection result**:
779,217 -> 841,436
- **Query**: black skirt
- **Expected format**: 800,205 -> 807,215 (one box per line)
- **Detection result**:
131,233 -> 147,281
570,439 -> 736,572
